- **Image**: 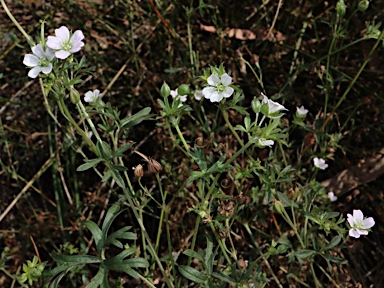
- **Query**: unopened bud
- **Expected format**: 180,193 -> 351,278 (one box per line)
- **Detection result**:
70,87 -> 80,104
336,0 -> 346,18
177,84 -> 190,96
147,158 -> 162,174
133,164 -> 144,178
160,82 -> 171,97
358,0 -> 369,11
273,200 -> 284,214
251,98 -> 262,114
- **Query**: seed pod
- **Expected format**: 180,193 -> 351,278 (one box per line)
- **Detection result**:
195,136 -> 204,148
148,158 -> 162,174
133,164 -> 144,178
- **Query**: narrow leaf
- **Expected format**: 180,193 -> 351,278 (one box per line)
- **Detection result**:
76,158 -> 102,172
178,266 -> 207,284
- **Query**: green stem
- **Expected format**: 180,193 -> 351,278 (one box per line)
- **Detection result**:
57,98 -> 97,153
77,101 -> 102,143
279,202 -> 305,248
122,187 -> 174,288
171,117 -> 189,152
243,223 -> 283,288
220,105 -> 245,147
187,214 -> 201,265
137,273 -> 156,288
320,29 -> 384,131
208,221 -> 232,264
155,176 -> 166,252
310,262 -> 322,288
0,0 -> 35,46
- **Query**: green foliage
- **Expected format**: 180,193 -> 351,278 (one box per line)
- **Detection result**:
45,205 -> 148,287
19,256 -> 47,286
1,0 -> 383,287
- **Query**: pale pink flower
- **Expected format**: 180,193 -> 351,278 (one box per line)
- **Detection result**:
327,192 -> 337,202
84,89 -> 100,103
23,44 -> 55,78
313,157 -> 328,170
347,209 -> 375,238
47,26 -> 84,59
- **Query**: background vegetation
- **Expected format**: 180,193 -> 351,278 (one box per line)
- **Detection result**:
1,0 -> 384,287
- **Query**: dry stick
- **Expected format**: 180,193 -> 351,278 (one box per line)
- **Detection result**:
30,235 -> 41,262
148,0 -> 178,38
100,58 -> 130,99
266,0 -> 283,40
0,81 -> 34,115
0,150 -> 57,223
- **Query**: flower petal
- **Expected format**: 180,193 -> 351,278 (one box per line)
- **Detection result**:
93,90 -> 100,97
353,210 -> 364,222
202,87 -> 216,99
356,229 -> 368,236
259,138 -> 274,147
55,26 -> 70,41
361,217 -> 375,229
347,213 -> 355,227
84,91 -> 94,102
222,87 -> 234,98
268,99 -> 288,113
220,73 -> 232,86
28,66 -> 42,78
207,74 -> 220,86
23,54 -> 39,67
170,89 -> 178,98
47,36 -> 63,50
41,64 -> 53,74
71,30 -> 84,52
349,229 -> 361,238
179,95 -> 187,102
45,48 -> 56,61
69,41 -> 84,53
261,93 -> 269,103
71,30 -> 84,43
209,91 -> 222,102
55,50 -> 71,60
31,44 -> 45,58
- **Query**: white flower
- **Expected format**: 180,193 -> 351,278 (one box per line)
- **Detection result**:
258,138 -> 274,148
347,209 -> 375,238
194,90 -> 203,101
171,89 -> 187,102
313,157 -> 328,170
327,192 -> 337,202
47,26 -> 84,59
171,88 -> 187,107
202,73 -> 234,102
84,89 -> 100,103
261,93 -> 288,115
23,44 -> 55,78
296,105 -> 309,116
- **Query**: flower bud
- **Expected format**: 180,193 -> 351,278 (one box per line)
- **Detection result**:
251,98 -> 262,113
273,200 -> 284,214
336,0 -> 346,18
133,164 -> 144,178
160,82 -> 171,97
69,87 -> 80,104
147,158 -> 162,174
177,84 -> 190,96
358,0 -> 369,11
